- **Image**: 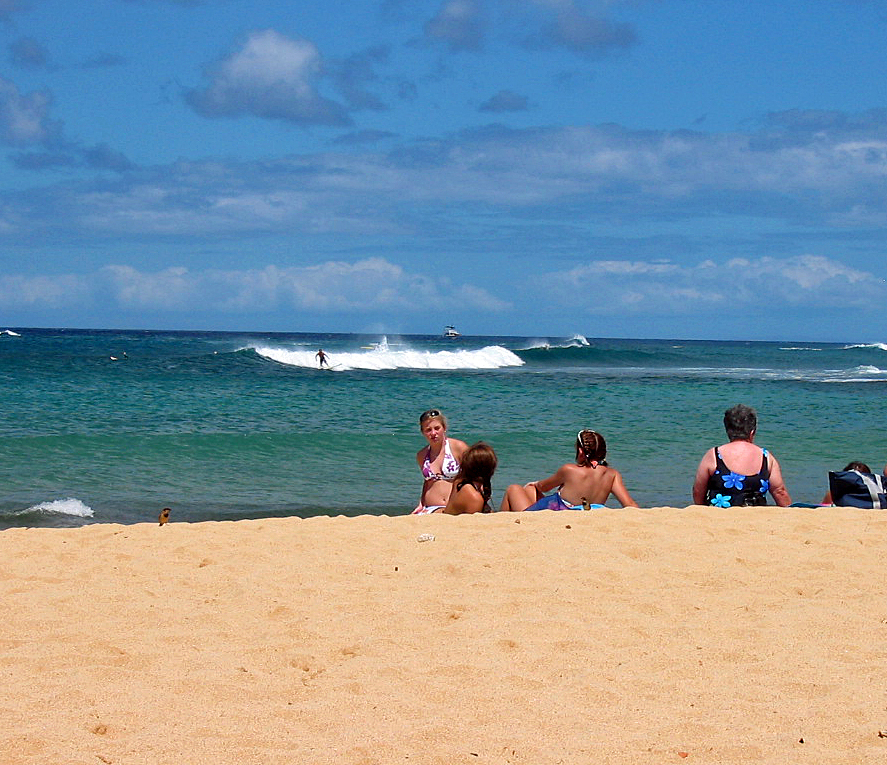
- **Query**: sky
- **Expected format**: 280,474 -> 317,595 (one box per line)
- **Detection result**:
0,0 -> 886,341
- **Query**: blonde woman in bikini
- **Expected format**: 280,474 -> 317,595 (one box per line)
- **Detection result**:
500,429 -> 636,511
413,409 -> 469,514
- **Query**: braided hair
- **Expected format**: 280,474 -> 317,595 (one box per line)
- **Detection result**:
455,442 -> 497,507
576,429 -> 608,467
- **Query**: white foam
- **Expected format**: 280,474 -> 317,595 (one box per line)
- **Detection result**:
254,344 -> 524,371
844,343 -> 887,351
521,335 -> 589,350
849,364 -> 887,376
0,329 -> 20,336
25,498 -> 94,517
783,365 -> 887,383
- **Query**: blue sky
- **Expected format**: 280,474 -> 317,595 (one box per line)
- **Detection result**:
0,0 -> 886,340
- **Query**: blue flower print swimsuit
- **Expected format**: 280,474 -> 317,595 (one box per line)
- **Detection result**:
706,448 -> 771,507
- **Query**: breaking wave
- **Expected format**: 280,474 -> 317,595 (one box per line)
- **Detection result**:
520,334 -> 590,351
253,344 -> 524,371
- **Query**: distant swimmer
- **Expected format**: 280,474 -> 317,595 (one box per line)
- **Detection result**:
316,348 -> 329,368
158,507 -> 171,525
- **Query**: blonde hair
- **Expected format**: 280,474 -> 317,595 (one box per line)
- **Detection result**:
419,408 -> 447,429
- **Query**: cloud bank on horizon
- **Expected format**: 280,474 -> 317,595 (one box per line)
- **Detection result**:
0,0 -> 886,341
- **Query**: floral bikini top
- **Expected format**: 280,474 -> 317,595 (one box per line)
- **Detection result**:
421,438 -> 460,481
706,448 -> 770,507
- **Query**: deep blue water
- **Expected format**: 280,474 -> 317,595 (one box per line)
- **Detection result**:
2,327 -> 885,527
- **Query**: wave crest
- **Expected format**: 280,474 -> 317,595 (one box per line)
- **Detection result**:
254,344 -> 524,371
844,343 -> 887,351
25,498 -> 94,517
520,334 -> 590,351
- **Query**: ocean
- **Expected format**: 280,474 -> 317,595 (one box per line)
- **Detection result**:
2,327 -> 885,529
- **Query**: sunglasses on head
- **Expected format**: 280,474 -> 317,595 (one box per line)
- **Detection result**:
420,409 -> 441,422
576,429 -> 595,452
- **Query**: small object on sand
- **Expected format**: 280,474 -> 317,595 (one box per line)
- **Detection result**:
677,753 -> 689,759
879,730 -> 887,738
417,533 -> 435,543
158,507 -> 171,525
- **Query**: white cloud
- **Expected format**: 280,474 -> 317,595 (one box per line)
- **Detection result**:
547,255 -> 886,312
0,260 -> 509,315
425,0 -> 486,51
213,259 -> 507,312
102,265 -> 193,309
524,0 -> 636,55
186,29 -> 349,126
0,273 -> 89,308
0,76 -> 60,147
3,117 -> 887,244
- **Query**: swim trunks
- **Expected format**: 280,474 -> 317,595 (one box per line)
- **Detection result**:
524,492 -> 605,511
706,448 -> 770,507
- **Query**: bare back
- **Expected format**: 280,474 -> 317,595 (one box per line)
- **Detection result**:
712,440 -> 768,475
538,462 -> 635,507
557,464 -> 618,505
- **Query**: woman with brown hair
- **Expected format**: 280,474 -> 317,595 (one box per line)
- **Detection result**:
443,442 -> 498,515
499,429 -> 636,511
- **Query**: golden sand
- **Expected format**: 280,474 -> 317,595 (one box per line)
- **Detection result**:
2,507 -> 887,764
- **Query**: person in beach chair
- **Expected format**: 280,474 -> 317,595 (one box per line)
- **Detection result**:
823,461 -> 887,508
443,442 -> 498,514
692,404 -> 791,507
499,429 -> 636,511
413,409 -> 469,514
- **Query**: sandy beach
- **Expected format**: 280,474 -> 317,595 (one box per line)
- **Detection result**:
3,507 -> 887,764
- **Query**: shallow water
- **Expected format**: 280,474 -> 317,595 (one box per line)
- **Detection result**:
2,328 -> 884,527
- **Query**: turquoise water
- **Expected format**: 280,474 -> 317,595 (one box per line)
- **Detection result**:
2,327 -> 885,527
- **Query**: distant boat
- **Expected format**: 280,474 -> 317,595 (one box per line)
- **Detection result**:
443,325 -> 461,338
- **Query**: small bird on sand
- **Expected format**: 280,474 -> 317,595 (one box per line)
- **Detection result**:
158,507 -> 171,525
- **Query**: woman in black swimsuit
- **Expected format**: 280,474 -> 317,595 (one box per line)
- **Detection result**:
692,404 -> 791,507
